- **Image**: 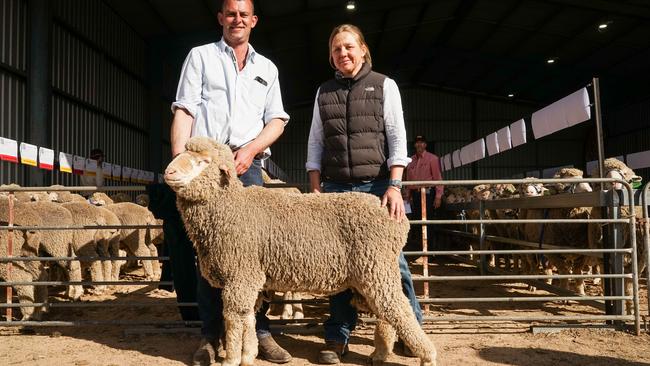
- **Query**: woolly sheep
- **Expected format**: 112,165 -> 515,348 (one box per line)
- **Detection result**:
165,137 -> 437,366
89,192 -> 162,280
47,185 -> 86,203
589,158 -> 644,313
110,192 -> 133,203
0,198 -> 47,319
522,168 -> 593,294
59,201 -> 115,293
22,200 -> 84,300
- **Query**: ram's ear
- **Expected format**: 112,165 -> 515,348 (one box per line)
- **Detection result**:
218,164 -> 231,178
218,163 -> 232,186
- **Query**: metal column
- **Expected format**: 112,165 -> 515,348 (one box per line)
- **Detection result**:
27,0 -> 51,186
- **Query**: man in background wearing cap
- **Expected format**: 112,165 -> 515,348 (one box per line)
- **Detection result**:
405,136 -> 443,249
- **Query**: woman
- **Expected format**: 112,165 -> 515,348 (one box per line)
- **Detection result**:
306,24 -> 423,364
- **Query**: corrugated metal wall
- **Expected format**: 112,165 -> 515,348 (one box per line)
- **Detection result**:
0,0 -> 27,185
49,0 -> 149,186
605,97 -> 650,181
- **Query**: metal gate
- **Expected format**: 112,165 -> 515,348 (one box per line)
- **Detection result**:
0,179 -> 644,335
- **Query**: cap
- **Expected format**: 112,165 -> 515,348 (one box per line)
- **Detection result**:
414,135 -> 427,143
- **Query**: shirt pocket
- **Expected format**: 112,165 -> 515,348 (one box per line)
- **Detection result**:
243,76 -> 268,109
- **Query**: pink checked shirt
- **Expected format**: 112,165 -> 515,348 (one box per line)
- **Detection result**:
406,151 -> 444,199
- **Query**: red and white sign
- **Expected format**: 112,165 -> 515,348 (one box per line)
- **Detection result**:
39,147 -> 54,170
0,137 -> 18,163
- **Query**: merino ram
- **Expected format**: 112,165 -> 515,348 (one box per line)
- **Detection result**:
164,137 -> 437,366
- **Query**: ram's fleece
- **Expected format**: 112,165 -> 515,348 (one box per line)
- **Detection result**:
164,137 -> 436,366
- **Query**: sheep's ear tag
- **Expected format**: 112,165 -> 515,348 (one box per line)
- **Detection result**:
218,164 -> 231,178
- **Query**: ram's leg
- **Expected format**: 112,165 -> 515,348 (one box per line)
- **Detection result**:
359,273 -> 437,366
221,280 -> 262,366
292,293 -> 304,320
281,292 -> 293,319
147,244 -> 162,280
370,319 -> 396,365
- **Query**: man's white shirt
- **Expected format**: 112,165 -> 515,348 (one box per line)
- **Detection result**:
172,38 -> 289,157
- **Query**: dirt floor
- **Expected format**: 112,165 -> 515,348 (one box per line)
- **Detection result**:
2,257 -> 650,366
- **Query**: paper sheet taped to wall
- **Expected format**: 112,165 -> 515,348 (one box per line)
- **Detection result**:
59,152 -> 73,173
20,143 -> 38,166
625,151 -> 650,170
497,126 -> 512,152
452,150 -> 462,167
510,119 -> 526,147
112,164 -> 122,181
39,147 -> 54,170
485,132 -> 499,156
444,154 -> 452,171
85,159 -> 98,177
103,163 -> 112,179
73,156 -> 85,175
531,87 -> 591,139
0,137 -> 18,162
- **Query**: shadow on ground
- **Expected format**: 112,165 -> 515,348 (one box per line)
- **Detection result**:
479,347 -> 650,366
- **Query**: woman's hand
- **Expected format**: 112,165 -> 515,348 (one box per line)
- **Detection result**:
382,186 -> 406,222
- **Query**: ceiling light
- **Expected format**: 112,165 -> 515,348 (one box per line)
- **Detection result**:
546,58 -> 556,64
346,1 -> 356,11
598,21 -> 612,32
507,93 -> 514,98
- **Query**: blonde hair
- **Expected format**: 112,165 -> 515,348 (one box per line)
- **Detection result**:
328,24 -> 372,69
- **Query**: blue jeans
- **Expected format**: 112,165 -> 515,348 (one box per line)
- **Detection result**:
197,159 -> 272,341
322,180 -> 423,345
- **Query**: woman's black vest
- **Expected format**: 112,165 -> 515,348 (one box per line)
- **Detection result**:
317,63 -> 389,182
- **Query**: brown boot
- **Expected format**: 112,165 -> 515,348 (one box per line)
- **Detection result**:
318,341 -> 348,364
258,335 -> 292,363
192,338 -> 216,366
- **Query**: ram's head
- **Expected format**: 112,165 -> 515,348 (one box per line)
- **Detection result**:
164,137 -> 239,198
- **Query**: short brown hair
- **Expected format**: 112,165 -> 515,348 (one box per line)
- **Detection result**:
328,24 -> 372,69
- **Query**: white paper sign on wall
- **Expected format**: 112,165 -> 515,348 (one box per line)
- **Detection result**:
510,119 -> 527,147
19,143 -> 38,167
39,147 -> 54,170
59,152 -> 73,173
485,132 -> 499,156
0,137 -> 18,162
73,156 -> 85,175
497,126 -> 512,152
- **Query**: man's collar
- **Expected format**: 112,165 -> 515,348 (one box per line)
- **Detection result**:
217,38 -> 257,63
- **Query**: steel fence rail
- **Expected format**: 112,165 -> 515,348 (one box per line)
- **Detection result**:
0,256 -> 169,262
641,181 -> 650,324
404,177 -> 641,334
403,249 -> 632,256
0,186 -> 148,192
1,281 -> 173,286
0,224 -> 162,231
413,274 -> 632,281
410,218 -> 629,224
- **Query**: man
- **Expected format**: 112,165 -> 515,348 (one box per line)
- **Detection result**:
170,0 -> 291,364
405,136 -> 443,249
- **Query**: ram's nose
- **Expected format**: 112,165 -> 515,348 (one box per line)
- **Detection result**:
164,167 -> 178,181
